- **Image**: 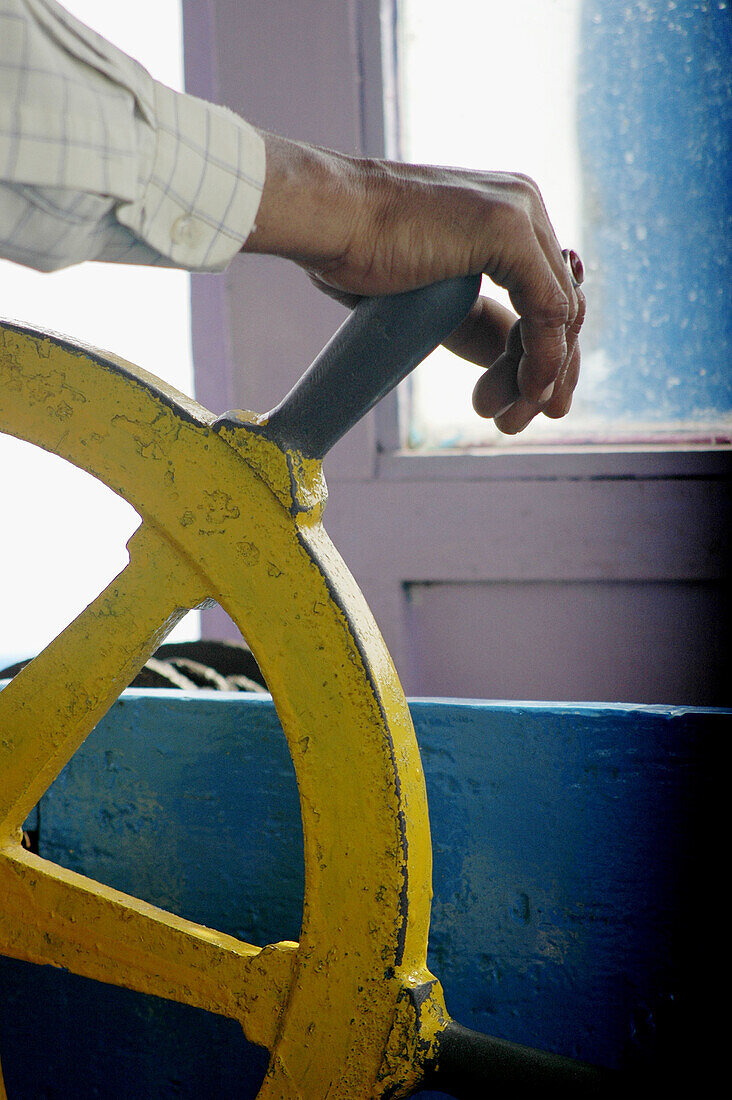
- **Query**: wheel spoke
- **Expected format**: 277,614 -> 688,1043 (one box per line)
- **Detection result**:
0,845 -> 294,1047
0,524 -> 208,835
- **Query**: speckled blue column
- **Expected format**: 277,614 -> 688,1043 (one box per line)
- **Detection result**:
578,0 -> 731,425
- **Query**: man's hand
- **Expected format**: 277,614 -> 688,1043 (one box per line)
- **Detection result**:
242,133 -> 585,435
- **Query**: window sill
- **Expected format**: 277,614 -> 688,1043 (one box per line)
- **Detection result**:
376,443 -> 732,483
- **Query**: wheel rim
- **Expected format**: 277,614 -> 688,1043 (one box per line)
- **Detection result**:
0,320 -> 445,1098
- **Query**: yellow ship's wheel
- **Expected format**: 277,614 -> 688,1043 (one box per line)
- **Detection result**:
0,280 -> 608,1098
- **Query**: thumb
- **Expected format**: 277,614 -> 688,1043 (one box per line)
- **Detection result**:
307,271 -> 362,310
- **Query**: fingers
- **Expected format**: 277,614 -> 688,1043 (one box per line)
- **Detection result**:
512,234 -> 582,401
541,285 -> 585,419
494,393 -> 546,435
480,178 -> 581,406
469,282 -> 585,435
542,337 -> 580,419
471,319 -> 522,418
443,294 -> 516,368
307,271 -> 362,309
490,256 -> 575,407
516,309 -> 569,403
499,228 -> 584,432
446,299 -> 532,424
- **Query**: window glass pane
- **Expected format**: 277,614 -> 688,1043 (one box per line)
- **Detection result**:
0,1 -> 198,667
398,0 -> 731,448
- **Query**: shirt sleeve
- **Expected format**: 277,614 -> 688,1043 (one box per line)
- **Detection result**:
0,0 -> 266,272
114,81 -> 266,273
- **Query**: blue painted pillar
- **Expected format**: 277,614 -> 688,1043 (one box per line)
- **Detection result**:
577,0 -> 731,425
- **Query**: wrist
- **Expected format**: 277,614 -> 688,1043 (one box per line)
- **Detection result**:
241,132 -> 365,272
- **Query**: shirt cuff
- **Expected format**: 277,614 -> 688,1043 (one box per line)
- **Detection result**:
115,81 -> 266,273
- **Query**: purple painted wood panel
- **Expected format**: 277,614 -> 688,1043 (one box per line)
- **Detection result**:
405,579 -> 729,705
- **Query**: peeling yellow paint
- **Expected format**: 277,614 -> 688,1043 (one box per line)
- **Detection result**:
0,321 -> 451,1097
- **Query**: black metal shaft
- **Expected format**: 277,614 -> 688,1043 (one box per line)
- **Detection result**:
420,1021 -> 617,1099
263,275 -> 480,459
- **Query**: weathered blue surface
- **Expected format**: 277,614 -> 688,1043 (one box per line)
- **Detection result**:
0,691 -> 727,1097
578,0 -> 731,426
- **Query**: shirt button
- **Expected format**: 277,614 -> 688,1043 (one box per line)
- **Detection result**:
170,214 -> 201,246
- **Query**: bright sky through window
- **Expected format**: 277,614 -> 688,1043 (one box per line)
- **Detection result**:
0,0 -> 198,666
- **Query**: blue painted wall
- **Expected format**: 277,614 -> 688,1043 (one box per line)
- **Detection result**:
0,692 -> 726,1097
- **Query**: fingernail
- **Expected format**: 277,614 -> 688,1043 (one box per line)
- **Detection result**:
568,249 -> 584,286
537,382 -> 555,404
489,400 -> 515,419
